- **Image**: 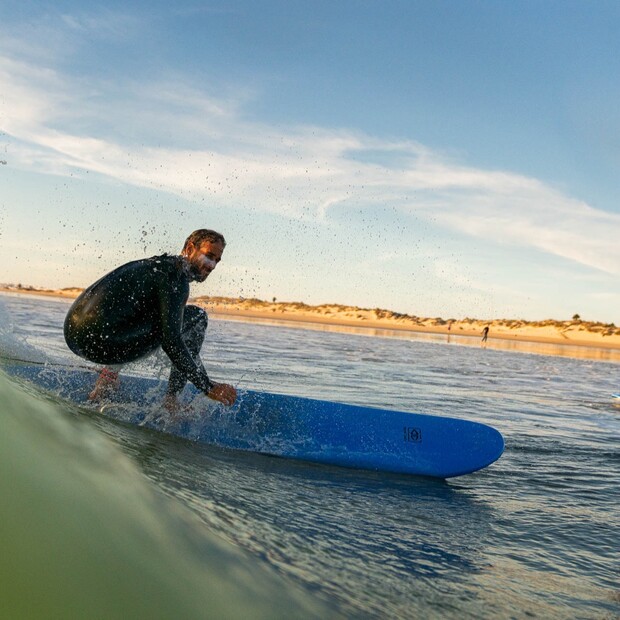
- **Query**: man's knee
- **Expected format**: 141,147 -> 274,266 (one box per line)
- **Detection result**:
184,305 -> 208,334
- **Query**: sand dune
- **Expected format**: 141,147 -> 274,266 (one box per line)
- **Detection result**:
194,296 -> 620,349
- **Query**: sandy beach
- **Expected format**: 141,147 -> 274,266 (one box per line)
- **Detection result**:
2,285 -> 619,353
197,296 -> 620,350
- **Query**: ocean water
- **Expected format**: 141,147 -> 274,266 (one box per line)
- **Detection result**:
0,293 -> 618,619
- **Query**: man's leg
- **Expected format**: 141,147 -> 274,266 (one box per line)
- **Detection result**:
166,305 -> 208,396
89,366 -> 122,400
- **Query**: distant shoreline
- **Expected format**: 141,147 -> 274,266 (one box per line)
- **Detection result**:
2,286 -> 619,356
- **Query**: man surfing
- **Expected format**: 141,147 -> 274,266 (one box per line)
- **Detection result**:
64,229 -> 237,410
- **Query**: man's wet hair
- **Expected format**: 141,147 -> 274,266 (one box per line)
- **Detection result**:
182,229 -> 226,252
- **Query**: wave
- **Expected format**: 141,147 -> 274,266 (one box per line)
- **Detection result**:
0,372 -> 332,619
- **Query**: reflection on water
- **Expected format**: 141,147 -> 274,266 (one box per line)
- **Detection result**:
212,314 -> 620,364
479,337 -> 620,362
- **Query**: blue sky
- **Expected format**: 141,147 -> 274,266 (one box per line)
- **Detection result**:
1,0 -> 619,322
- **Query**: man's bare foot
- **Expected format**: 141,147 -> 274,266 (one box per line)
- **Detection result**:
89,368 -> 120,401
163,393 -> 180,415
163,393 -> 193,420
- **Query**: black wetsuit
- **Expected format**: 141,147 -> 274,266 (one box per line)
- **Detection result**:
64,254 -> 214,395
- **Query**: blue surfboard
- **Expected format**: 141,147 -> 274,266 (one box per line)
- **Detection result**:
3,364 -> 504,478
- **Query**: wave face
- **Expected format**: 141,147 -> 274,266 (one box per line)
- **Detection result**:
1,293 -> 619,619
0,374 -> 331,619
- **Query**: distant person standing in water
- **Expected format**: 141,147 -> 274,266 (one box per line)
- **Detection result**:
64,229 -> 237,411
481,325 -> 490,345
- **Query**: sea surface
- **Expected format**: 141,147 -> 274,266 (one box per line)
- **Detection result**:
0,293 -> 618,619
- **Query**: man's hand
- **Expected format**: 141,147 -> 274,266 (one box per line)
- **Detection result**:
207,382 -> 237,406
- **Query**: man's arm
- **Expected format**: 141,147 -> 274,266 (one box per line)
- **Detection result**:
158,286 -> 212,390
156,278 -> 236,405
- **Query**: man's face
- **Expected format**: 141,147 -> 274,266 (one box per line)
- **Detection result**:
186,240 -> 224,282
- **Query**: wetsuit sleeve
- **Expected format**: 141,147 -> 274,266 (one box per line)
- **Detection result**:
157,283 -> 214,394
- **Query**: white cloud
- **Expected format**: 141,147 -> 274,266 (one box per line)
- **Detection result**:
59,10 -> 138,37
423,181 -> 620,275
2,48 -> 619,278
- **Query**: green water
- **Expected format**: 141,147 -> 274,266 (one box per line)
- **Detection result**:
0,374 -> 331,619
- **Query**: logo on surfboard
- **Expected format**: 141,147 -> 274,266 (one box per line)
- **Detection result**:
403,427 -> 422,443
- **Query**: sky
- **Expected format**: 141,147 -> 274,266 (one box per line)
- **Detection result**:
1,0 -> 619,323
